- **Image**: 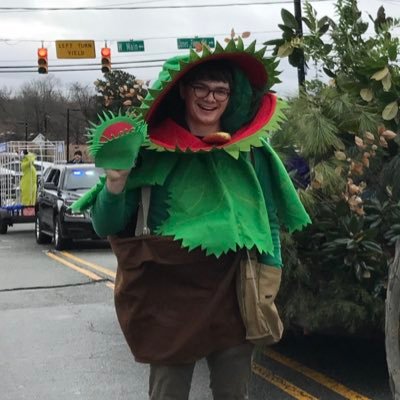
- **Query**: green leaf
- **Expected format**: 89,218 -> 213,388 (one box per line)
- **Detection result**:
369,218 -> 382,229
281,8 -> 299,30
346,240 -> 356,250
263,39 -> 285,47
318,24 -> 330,36
348,215 -> 363,234
288,48 -> 303,67
323,67 -> 336,78
323,44 -> 333,54
361,241 -> 382,254
302,17 -> 314,31
388,45 -> 397,62
278,24 -> 296,37
382,101 -> 399,120
333,238 -> 351,246
318,16 -> 330,29
355,263 -> 362,281
357,22 -> 369,35
362,227 -> 379,241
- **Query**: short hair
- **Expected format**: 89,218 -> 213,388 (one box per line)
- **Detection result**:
150,60 -> 235,127
181,60 -> 233,89
74,150 -> 82,156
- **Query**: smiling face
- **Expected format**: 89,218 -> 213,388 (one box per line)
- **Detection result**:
180,79 -> 230,136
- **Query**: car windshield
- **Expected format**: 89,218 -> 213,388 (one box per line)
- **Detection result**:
35,163 -> 48,172
63,168 -> 103,190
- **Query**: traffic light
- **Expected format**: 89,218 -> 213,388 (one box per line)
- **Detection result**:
37,47 -> 48,74
101,47 -> 111,73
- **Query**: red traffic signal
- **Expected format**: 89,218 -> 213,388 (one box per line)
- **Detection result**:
37,47 -> 48,74
101,47 -> 111,73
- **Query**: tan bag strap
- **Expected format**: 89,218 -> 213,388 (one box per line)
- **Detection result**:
246,249 -> 260,302
135,186 -> 151,236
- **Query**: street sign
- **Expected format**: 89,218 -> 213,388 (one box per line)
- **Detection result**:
117,40 -> 145,52
177,37 -> 215,50
55,40 -> 96,59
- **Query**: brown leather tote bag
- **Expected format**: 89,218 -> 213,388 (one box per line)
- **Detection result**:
108,187 -> 245,364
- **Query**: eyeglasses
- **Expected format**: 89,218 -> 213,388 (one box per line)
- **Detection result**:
189,84 -> 230,102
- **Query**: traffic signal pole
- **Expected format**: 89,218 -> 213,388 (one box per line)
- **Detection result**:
294,0 -> 306,87
66,109 -> 70,161
66,108 -> 80,161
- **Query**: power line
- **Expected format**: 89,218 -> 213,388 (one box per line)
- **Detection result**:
0,41 -> 273,67
0,47 -> 275,71
0,0 -> 185,13
0,59 -> 166,69
0,64 -> 165,73
0,29 -> 280,44
0,0 -> 333,11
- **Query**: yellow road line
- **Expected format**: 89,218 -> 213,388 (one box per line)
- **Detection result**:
48,251 -> 115,291
252,362 -> 319,400
263,348 -> 371,400
60,251 -> 116,279
46,251 -> 103,282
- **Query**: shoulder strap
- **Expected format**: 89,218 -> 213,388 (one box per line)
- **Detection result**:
135,186 -> 151,236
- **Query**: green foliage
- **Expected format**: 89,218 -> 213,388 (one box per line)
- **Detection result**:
381,155 -> 400,200
266,0 -> 400,126
269,0 -> 400,335
278,196 -> 393,335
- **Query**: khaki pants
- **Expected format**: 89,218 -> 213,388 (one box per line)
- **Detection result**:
149,343 -> 253,400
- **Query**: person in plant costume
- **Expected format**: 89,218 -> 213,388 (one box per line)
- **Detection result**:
72,38 -> 310,399
20,150 -> 37,206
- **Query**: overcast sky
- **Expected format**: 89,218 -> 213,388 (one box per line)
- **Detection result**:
0,0 -> 399,97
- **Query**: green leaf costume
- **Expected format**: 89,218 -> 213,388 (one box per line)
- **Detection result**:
72,38 -> 311,261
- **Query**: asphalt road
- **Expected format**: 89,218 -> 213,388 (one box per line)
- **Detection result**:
0,223 -> 393,400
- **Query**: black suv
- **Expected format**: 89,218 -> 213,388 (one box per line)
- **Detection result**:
35,163 -> 104,250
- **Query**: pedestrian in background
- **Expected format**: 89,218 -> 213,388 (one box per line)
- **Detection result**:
68,150 -> 83,164
20,150 -> 37,206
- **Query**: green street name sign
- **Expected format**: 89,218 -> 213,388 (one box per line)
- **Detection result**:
117,40 -> 145,52
177,37 -> 215,49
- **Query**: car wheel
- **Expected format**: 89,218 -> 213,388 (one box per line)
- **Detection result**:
0,221 -> 7,234
35,213 -> 52,244
53,215 -> 72,250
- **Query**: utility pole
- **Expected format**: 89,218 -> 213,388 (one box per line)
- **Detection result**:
43,113 -> 49,136
294,0 -> 306,87
66,109 -> 71,161
66,108 -> 80,161
17,121 -> 28,141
